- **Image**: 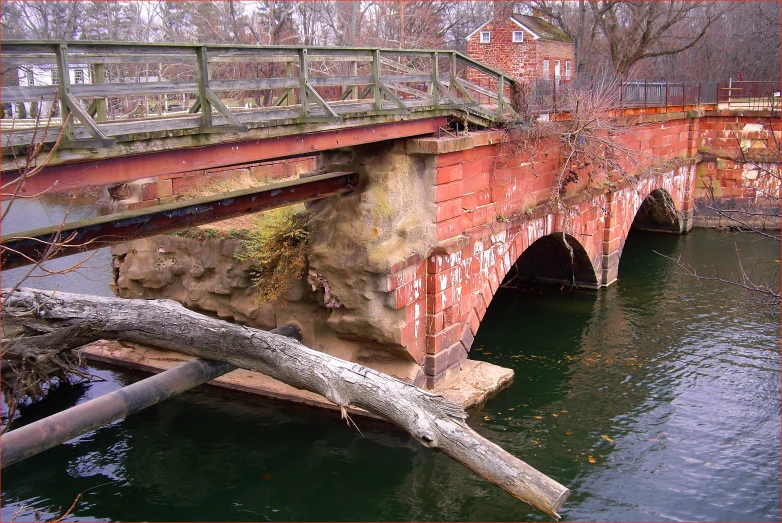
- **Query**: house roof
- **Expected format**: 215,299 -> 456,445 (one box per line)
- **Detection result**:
511,15 -> 572,43
465,14 -> 573,43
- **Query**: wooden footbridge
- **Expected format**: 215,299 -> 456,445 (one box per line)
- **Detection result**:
2,41 -> 516,196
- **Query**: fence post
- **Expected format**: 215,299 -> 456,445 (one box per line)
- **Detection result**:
497,74 -> 505,119
54,43 -> 73,141
619,78 -> 623,109
697,82 -> 701,106
431,52 -> 440,107
196,46 -> 212,128
450,52 -> 457,102
300,48 -> 310,117
286,61 -> 296,105
93,62 -> 107,121
643,79 -> 647,109
664,81 -> 668,110
372,49 -> 382,111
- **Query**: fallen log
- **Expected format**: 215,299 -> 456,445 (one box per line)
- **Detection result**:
2,287 -> 570,519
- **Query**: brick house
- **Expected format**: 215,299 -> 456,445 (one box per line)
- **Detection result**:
465,4 -> 574,84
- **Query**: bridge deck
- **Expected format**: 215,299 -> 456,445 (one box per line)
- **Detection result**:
2,41 -> 516,170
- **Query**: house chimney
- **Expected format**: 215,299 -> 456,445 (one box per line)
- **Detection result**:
493,1 -> 514,20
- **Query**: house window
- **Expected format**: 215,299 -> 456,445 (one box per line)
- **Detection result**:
555,60 -> 561,78
26,70 -> 34,86
565,61 -> 572,79
74,69 -> 84,84
480,31 -> 491,43
542,60 -> 550,77
51,69 -> 59,85
512,31 -> 524,43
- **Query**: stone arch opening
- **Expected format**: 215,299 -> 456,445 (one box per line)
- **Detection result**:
632,188 -> 682,233
503,233 -> 599,289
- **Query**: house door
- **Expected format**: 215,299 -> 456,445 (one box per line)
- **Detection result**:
554,60 -> 561,86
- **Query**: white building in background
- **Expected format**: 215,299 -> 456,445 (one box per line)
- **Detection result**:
6,64 -> 91,119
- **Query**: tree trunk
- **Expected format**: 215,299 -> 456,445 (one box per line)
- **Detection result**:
2,288 -> 570,519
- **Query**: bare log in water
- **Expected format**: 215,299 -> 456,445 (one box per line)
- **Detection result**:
2,287 -> 570,519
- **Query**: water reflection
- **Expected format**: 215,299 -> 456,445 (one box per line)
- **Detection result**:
1,216 -> 778,522
1,196 -> 114,296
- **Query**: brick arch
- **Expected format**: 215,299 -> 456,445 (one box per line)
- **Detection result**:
601,164 -> 696,285
503,232 -> 599,289
632,188 -> 681,233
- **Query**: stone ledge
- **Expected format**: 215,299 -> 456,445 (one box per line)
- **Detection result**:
81,340 -> 514,418
407,130 -> 505,155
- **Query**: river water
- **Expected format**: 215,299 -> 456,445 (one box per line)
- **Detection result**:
1,198 -> 779,522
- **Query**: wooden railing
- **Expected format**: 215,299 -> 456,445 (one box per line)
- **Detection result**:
1,41 -> 517,149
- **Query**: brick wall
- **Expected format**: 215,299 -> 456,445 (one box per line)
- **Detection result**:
392,110 -> 774,388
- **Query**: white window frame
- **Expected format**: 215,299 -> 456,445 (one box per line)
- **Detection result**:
512,31 -> 524,43
74,69 -> 85,84
555,60 -> 561,78
480,31 -> 491,43
542,60 -> 550,77
565,61 -> 572,78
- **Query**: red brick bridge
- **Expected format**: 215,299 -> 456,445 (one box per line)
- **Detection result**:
300,109 -> 776,388
2,42 -> 777,390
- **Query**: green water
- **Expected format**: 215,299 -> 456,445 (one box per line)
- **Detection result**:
2,228 -> 779,522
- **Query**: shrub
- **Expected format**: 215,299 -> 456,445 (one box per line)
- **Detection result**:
236,205 -> 309,303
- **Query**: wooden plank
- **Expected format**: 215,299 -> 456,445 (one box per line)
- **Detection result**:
385,83 -> 431,100
378,81 -> 408,111
304,83 -> 339,119
203,87 -> 248,131
299,49 -> 309,118
210,77 -> 299,91
92,63 -> 107,122
457,78 -> 499,100
1,86 -> 58,104
307,75 -> 372,87
54,43 -> 73,141
196,46 -> 212,128
70,81 -> 199,98
382,74 -> 432,84
67,44 -> 197,57
372,50 -> 382,111
380,57 -> 426,76
450,78 -> 477,104
64,93 -> 114,143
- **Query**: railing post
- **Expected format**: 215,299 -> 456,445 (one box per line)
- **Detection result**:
664,81 -> 669,110
697,82 -> 701,106
497,74 -> 505,119
93,62 -> 107,121
286,60 -> 295,106
196,46 -> 212,128
351,60 -> 358,100
54,43 -> 73,140
372,49 -> 382,111
619,78 -> 624,109
643,79 -> 647,109
450,52 -> 457,101
299,48 -> 309,117
431,51 -> 440,107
